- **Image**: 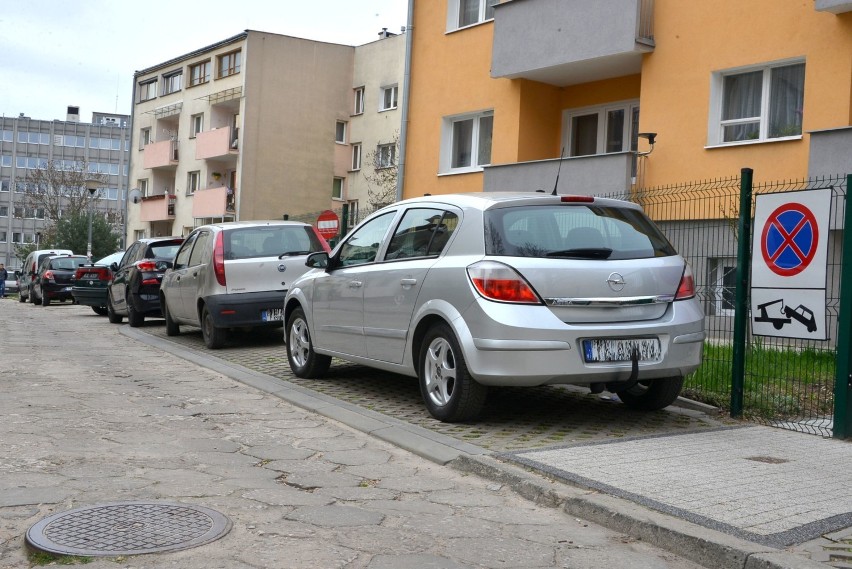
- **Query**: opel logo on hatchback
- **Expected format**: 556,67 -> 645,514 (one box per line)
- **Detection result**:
607,272 -> 626,292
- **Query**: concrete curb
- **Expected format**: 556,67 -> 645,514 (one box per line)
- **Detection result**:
119,327 -> 829,569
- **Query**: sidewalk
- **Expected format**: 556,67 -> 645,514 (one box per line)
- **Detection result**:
122,325 -> 852,569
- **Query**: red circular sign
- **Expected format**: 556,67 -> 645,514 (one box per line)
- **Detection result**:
316,210 -> 340,240
760,202 -> 819,277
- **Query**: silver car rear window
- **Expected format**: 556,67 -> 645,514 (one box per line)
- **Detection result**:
484,204 -> 676,260
225,226 -> 325,260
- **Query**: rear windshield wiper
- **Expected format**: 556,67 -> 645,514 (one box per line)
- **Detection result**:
546,248 -> 613,259
278,250 -> 313,258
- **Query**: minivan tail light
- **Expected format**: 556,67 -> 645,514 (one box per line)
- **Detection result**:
213,231 -> 226,286
675,263 -> 696,300
466,261 -> 541,304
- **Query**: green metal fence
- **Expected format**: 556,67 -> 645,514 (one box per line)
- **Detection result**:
287,177 -> 849,437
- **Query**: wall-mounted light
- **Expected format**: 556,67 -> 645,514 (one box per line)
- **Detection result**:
637,132 -> 657,156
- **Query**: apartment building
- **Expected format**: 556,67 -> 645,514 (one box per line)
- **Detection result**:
0,107 -> 130,270
127,29 -> 405,241
401,0 -> 852,198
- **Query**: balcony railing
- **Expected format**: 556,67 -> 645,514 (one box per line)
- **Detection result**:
142,140 -> 179,170
491,0 -> 655,86
139,194 -> 176,221
483,153 -> 635,197
196,126 -> 238,161
191,186 -> 236,218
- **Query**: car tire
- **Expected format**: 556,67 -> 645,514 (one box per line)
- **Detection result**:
616,377 -> 684,411
201,305 -> 227,349
418,323 -> 487,423
163,297 -> 180,336
18,289 -> 26,303
285,307 -> 331,378
42,294 -> 50,306
92,306 -> 108,316
31,286 -> 41,305
107,293 -> 123,324
126,293 -> 144,327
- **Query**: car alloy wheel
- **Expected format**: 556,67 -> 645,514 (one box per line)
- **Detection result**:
285,307 -> 330,378
419,323 -> 486,423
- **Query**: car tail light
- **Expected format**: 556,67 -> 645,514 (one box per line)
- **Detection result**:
136,260 -> 158,272
43,270 -> 55,282
675,263 -> 696,300
561,195 -> 595,203
466,261 -> 542,304
213,231 -> 226,286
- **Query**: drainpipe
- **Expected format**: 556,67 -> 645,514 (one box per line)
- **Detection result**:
395,0 -> 415,201
124,76 -> 138,245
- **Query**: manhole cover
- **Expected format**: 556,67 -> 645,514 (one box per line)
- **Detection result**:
26,501 -> 231,557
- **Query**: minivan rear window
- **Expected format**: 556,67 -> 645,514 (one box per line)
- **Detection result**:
484,204 -> 676,260
225,226 -> 326,260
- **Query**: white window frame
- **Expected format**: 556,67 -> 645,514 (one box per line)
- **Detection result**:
708,257 -> 737,316
138,179 -> 149,198
335,121 -> 347,144
187,171 -> 200,196
447,0 -> 496,31
376,143 -> 396,169
707,58 -> 806,147
353,87 -> 365,115
380,85 -> 398,111
139,127 -> 151,150
332,177 -> 344,200
562,100 -> 640,157
440,109 -> 494,174
190,114 -> 204,138
162,70 -> 182,95
138,79 -> 158,102
351,143 -> 362,171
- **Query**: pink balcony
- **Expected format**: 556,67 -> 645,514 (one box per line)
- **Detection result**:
195,127 -> 238,160
192,186 -> 235,218
139,194 -> 176,221
142,140 -> 179,169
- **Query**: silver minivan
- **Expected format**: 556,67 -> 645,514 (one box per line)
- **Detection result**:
160,221 -> 329,349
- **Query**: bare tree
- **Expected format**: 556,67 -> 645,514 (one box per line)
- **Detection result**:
363,132 -> 399,210
20,159 -> 107,222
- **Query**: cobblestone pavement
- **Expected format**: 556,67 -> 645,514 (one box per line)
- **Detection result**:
0,300 -> 707,569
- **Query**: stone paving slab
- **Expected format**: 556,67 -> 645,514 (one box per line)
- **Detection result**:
506,426 -> 852,547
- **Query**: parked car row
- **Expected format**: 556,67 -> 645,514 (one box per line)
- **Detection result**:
36,192 -> 705,424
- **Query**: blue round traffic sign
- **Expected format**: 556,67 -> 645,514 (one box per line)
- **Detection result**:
760,203 -> 818,277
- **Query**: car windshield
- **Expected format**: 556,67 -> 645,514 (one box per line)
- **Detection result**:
484,204 -> 676,260
225,226 -> 326,260
50,257 -> 88,270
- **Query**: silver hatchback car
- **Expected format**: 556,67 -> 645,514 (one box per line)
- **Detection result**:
284,192 -> 705,422
161,220 -> 329,349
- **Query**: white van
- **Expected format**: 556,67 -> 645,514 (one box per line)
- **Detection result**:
18,249 -> 74,304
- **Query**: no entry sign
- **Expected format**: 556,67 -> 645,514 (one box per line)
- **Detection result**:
316,210 -> 340,240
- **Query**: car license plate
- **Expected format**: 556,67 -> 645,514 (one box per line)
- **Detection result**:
582,338 -> 661,363
62,286 -> 73,292
82,272 -> 99,279
262,308 -> 283,322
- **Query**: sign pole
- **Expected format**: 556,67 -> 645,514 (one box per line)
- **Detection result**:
833,174 -> 852,439
731,168 -> 753,418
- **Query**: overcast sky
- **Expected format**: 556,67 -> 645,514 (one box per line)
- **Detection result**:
0,0 -> 409,123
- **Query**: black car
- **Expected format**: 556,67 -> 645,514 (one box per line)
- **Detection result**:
71,251 -> 125,316
107,237 -> 184,327
33,255 -> 89,306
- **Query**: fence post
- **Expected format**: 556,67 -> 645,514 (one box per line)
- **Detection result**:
833,174 -> 852,439
731,168 -> 753,418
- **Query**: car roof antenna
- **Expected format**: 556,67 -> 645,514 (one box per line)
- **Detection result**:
551,146 -> 566,196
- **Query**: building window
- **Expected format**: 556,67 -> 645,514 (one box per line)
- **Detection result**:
138,179 -> 149,198
335,121 -> 347,144
376,143 -> 396,169
190,114 -> 204,138
138,79 -> 158,102
351,143 -> 362,171
134,229 -> 146,241
332,177 -> 344,200
709,257 -> 737,315
187,171 -> 200,196
0,231 -> 5,243
0,180 -> 9,192
346,200 -> 359,227
0,206 -> 7,216
710,61 -> 805,144
162,70 -> 182,95
564,101 -> 640,157
354,87 -> 365,115
380,85 -> 398,111
139,127 -> 151,150
189,61 -> 211,86
217,50 -> 241,78
13,232 -> 22,244
448,0 -> 496,30
441,110 -> 493,173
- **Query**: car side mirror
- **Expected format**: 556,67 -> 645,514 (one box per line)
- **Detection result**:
110,262 -> 119,271
305,252 -> 329,269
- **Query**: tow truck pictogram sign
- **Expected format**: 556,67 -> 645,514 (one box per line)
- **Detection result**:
750,189 -> 831,340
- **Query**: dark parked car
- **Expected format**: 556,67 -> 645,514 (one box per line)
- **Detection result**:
107,237 -> 184,327
71,251 -> 125,316
33,255 -> 89,306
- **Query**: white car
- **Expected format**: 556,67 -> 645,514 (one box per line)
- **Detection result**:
160,221 -> 330,349
284,192 -> 705,422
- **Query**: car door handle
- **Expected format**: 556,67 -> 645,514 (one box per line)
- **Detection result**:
349,280 -> 363,289
400,278 -> 417,287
